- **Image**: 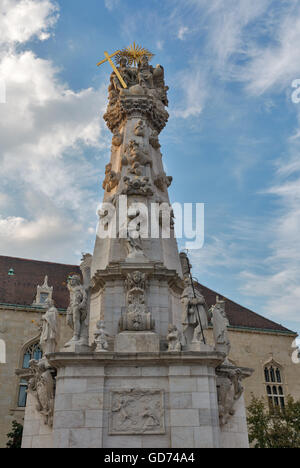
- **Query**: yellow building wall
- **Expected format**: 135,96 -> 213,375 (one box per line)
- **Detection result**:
0,305 -> 71,448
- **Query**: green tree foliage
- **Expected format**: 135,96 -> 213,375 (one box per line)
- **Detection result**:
247,395 -> 300,448
6,420 -> 23,449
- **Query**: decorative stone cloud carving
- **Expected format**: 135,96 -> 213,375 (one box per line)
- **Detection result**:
40,299 -> 58,355
64,275 -> 88,349
119,271 -> 155,332
154,174 -> 173,192
216,366 -> 244,426
109,389 -> 165,435
94,321 -> 109,352
167,325 -> 182,352
28,358 -> 56,427
112,129 -> 123,147
123,140 -> 152,176
122,176 -> 153,196
181,276 -> 209,346
102,163 -> 121,192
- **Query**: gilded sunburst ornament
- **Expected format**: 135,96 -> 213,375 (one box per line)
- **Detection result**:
114,42 -> 154,67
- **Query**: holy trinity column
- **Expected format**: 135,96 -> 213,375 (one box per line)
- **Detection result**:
90,45 -> 186,349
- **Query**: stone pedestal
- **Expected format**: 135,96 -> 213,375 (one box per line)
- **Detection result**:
43,351 -> 225,449
115,332 -> 160,353
62,343 -> 91,353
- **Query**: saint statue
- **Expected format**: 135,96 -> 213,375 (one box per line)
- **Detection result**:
64,275 -> 88,348
40,299 -> 58,355
181,276 -> 209,345
138,55 -> 154,89
210,298 -> 231,356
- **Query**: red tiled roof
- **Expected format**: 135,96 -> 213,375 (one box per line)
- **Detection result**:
0,256 -> 295,334
0,256 -> 81,310
196,283 -> 294,334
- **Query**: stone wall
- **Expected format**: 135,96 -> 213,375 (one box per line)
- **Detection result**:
49,354 -> 222,449
0,305 -> 71,448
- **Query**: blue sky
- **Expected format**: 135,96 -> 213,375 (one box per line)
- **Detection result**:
0,0 -> 300,341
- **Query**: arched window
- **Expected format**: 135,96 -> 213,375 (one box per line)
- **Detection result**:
22,343 -> 42,369
264,362 -> 285,410
17,342 -> 43,408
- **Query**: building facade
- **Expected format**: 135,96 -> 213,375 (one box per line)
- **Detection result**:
0,255 -> 299,448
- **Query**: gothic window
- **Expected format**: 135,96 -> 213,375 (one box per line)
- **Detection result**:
17,342 -> 43,408
22,343 -> 42,369
264,364 -> 285,410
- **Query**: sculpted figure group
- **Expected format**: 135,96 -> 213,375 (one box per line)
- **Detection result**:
109,55 -> 169,107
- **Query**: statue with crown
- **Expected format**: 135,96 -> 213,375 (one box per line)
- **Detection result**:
21,44 -> 253,449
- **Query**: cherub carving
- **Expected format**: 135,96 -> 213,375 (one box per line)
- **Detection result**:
94,321 -> 110,352
167,325 -> 182,352
134,119 -> 146,137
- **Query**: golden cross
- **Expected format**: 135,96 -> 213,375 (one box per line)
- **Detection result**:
97,50 -> 128,89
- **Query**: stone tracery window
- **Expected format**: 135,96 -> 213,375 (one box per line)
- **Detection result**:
17,342 -> 43,408
264,363 -> 285,409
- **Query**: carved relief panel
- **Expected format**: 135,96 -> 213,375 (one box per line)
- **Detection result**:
109,388 -> 165,435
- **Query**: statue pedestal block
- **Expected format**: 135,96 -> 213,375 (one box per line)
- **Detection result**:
115,331 -> 160,353
188,342 -> 215,353
61,343 -> 91,354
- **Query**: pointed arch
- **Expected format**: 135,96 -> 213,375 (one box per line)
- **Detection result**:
263,358 -> 285,410
0,339 -> 6,363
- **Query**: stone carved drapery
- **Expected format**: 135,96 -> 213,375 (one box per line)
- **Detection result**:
216,366 -> 245,426
109,389 -> 165,435
119,271 -> 155,332
28,358 -> 56,427
64,275 -> 88,348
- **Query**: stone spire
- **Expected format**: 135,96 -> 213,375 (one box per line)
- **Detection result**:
90,53 -> 184,348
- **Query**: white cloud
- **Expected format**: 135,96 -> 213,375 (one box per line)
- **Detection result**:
0,0 -> 59,46
241,10 -> 300,95
173,65 -> 208,118
0,0 -> 109,263
239,149 -> 300,324
177,26 -> 189,41
104,0 -> 120,12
